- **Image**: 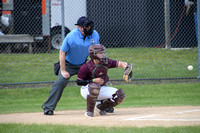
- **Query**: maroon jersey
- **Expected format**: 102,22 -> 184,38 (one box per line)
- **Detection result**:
77,58 -> 118,85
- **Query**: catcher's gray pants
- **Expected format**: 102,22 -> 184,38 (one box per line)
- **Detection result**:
42,62 -> 82,112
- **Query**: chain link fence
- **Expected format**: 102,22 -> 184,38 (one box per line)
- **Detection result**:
0,0 -> 199,86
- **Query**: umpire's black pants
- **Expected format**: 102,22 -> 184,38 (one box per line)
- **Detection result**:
42,61 -> 82,112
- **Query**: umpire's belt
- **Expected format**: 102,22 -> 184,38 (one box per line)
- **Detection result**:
65,59 -> 87,66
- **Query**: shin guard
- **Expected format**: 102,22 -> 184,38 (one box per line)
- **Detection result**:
86,83 -> 101,112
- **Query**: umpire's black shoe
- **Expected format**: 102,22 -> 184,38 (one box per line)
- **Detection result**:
44,110 -> 54,115
105,107 -> 114,113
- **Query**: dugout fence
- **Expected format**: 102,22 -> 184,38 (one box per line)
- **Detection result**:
0,0 -> 199,86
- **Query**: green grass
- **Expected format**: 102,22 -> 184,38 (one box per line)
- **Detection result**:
0,47 -> 198,83
0,52 -> 59,83
0,83 -> 200,132
0,83 -> 199,114
0,124 -> 200,133
107,47 -> 198,79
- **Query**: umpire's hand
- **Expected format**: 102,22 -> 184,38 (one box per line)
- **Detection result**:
61,70 -> 70,79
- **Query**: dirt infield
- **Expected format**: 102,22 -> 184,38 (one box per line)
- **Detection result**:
0,106 -> 200,127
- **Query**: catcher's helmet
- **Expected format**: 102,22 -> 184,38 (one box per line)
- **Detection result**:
89,44 -> 108,64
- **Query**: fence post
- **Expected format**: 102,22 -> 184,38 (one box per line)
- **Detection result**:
42,0 -> 50,36
61,0 -> 65,42
197,0 -> 200,81
164,0 -> 171,49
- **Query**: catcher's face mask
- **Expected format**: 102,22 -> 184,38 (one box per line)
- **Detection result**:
95,51 -> 108,64
89,44 -> 108,64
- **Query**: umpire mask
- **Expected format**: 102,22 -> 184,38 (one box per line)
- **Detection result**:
83,19 -> 94,36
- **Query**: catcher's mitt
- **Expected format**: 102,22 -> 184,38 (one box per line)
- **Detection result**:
123,64 -> 133,83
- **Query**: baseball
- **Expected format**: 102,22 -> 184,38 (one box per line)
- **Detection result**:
188,65 -> 193,71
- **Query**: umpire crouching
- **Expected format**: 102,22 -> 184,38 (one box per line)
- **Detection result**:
42,16 -> 100,115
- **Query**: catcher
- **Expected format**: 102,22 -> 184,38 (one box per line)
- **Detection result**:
77,44 -> 133,117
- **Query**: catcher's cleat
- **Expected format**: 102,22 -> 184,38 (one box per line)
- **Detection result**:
85,110 -> 94,117
99,110 -> 106,115
44,110 -> 54,115
95,102 -> 107,116
105,107 -> 114,113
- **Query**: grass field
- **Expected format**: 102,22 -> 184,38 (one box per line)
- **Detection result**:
0,47 -> 199,132
0,82 -> 200,132
0,47 -> 198,84
0,123 -> 199,133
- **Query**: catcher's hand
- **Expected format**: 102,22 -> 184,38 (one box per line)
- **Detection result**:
123,64 -> 133,83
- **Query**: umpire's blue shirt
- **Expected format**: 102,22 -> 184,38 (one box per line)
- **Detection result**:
61,28 -> 100,65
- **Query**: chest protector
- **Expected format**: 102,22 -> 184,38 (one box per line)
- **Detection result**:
86,60 -> 111,85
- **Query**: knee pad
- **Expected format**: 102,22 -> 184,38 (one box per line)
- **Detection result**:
112,88 -> 125,104
88,82 -> 101,96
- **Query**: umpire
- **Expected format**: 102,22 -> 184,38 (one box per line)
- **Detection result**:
42,16 -> 100,115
